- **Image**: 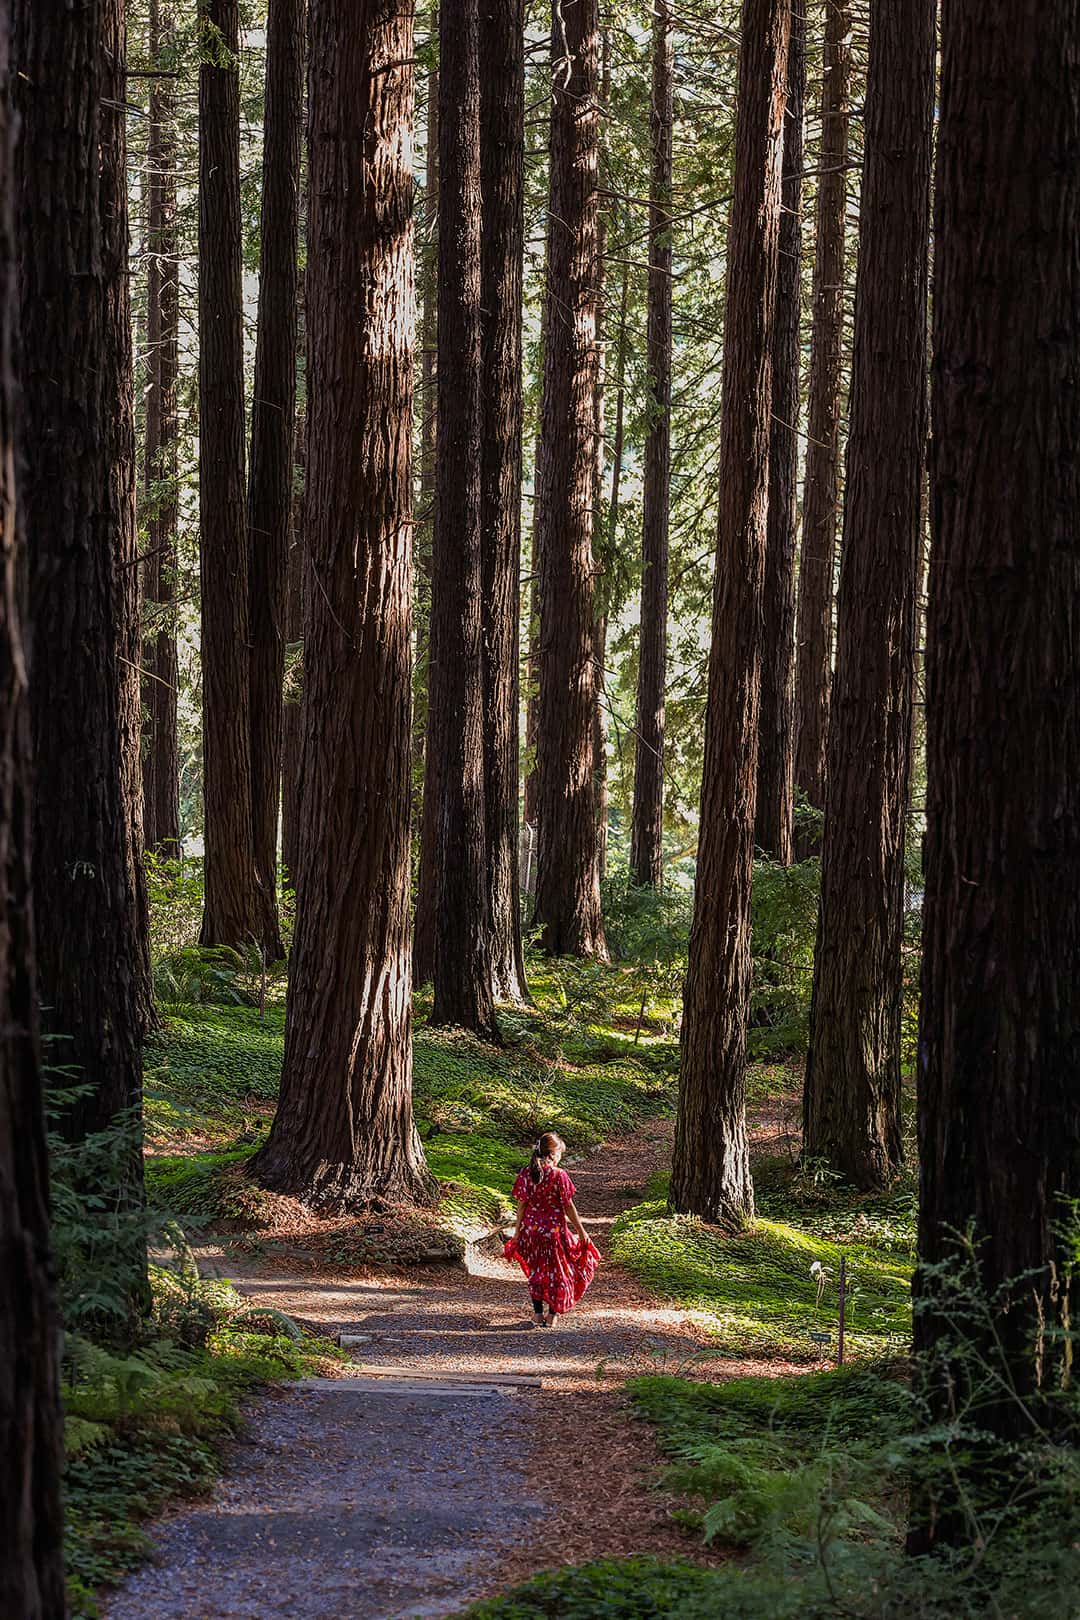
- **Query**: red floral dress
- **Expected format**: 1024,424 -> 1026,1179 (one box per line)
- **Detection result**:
504,1165 -> 599,1315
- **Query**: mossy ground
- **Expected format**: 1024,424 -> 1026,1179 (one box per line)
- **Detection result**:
144,961 -> 680,1238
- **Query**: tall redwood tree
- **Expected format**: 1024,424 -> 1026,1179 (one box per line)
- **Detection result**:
479,0 -> 528,1002
247,0 -> 304,962
1,4 -> 65,1601
802,0 -> 933,1189
198,0 -> 265,949
670,0 -> 790,1223
16,0 -> 150,1220
254,0 -> 432,1206
793,0 -> 851,854
913,0 -> 1080,1521
754,0 -> 803,864
142,0 -> 181,859
630,0 -> 674,891
425,0 -> 496,1035
533,0 -> 607,960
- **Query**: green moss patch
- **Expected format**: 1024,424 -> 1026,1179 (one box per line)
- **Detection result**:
611,1199 -> 911,1360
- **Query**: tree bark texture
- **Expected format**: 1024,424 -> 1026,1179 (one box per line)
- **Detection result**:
753,0 -> 803,865
15,0 -> 150,1181
521,250 -> 547,856
0,7 -> 66,1602
198,0 -> 264,948
424,0 -> 496,1036
792,0 -> 850,856
479,0 -> 528,1004
533,0 -> 607,960
913,0 -> 1080,1477
254,0 -> 433,1207
104,0 -> 155,1035
246,0 -> 305,962
802,0 -> 932,1190
279,428 -> 305,896
669,0 -> 789,1224
409,14 -> 438,986
630,0 -> 674,891
142,0 -> 181,860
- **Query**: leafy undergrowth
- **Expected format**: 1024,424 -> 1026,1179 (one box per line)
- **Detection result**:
143,960 -> 678,1254
465,1365 -> 1080,1619
611,1178 -> 912,1363
65,1269 -> 341,1619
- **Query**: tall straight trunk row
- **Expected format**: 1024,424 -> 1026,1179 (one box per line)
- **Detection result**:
802,0 -> 933,1188
793,0 -> 851,853
255,0 -> 432,1207
533,0 -> 607,960
246,0 -> 305,962
629,0 -> 674,892
198,0 -> 264,949
753,0 -> 804,865
142,0 -> 181,860
2,1 -> 66,1605
671,0 -> 790,1222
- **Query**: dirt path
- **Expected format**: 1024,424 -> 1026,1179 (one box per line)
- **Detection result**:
104,1122 -> 731,1620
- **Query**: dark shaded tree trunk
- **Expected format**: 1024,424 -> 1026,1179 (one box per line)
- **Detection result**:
410,12 -> 439,988
754,0 -> 803,865
792,0 -> 850,857
198,0 -> 264,949
254,0 -> 433,1207
533,0 -> 607,960
279,426 -> 305,895
0,8 -> 66,1602
142,0 -> 181,860
801,0 -> 932,1190
479,0 -> 528,1004
16,0 -> 149,1315
521,269 -> 547,887
104,0 -> 155,1037
669,0 -> 789,1224
630,0 -> 674,890
911,0 -> 1080,1543
424,0 -> 495,1036
247,0 -> 304,963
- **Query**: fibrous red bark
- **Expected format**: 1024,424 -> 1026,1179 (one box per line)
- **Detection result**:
670,0 -> 790,1225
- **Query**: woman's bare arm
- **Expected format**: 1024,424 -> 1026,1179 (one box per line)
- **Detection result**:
565,1197 -> 590,1245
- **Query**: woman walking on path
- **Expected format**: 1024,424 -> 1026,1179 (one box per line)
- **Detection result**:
505,1132 -> 600,1324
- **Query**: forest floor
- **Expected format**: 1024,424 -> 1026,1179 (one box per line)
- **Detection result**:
102,1120 -> 764,1620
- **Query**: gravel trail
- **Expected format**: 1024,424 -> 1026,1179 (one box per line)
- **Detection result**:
103,1122 -> 731,1620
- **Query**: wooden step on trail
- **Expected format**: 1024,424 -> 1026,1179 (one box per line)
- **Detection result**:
295,1374 -> 532,1399
347,1363 -> 543,1389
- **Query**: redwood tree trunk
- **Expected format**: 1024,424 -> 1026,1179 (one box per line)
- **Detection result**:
15,0 -> 150,1201
479,0 -> 528,1004
425,0 -> 495,1036
754,0 -> 803,864
410,14 -> 439,988
0,8 -> 65,1602
669,0 -> 789,1224
792,0 -> 850,856
630,0 -> 674,891
142,0 -> 181,860
254,0 -> 432,1207
912,0 -> 1080,1520
280,433 -> 304,895
104,0 -> 155,1035
533,0 -> 607,960
247,0 -> 304,962
801,0 -> 932,1190
198,0 -> 263,948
